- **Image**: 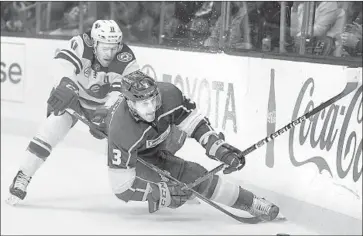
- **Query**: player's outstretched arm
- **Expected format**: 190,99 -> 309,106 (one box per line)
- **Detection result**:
168,86 -> 245,174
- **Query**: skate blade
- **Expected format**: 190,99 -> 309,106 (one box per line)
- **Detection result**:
249,213 -> 287,224
273,215 -> 288,222
268,213 -> 288,223
5,195 -> 22,206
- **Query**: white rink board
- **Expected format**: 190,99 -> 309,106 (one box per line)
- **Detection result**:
1,36 -> 362,230
1,42 -> 26,102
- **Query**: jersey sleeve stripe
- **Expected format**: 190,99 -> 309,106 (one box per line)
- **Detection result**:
110,82 -> 122,92
156,104 -> 204,137
55,52 -> 81,74
157,105 -> 190,119
62,49 -> 83,70
177,108 -> 206,137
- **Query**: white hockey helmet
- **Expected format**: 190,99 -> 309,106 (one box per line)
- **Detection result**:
91,20 -> 123,46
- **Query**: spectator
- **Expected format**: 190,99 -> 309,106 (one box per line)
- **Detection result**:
48,2 -> 95,36
296,2 -> 339,37
204,2 -> 253,49
174,2 -> 204,25
254,1 -> 293,50
338,2 -> 362,56
188,17 -> 210,47
292,2 -> 339,56
112,2 -> 151,42
341,21 -> 362,56
171,1 -> 215,38
157,2 -> 183,39
1,2 -> 36,33
340,1 -> 362,26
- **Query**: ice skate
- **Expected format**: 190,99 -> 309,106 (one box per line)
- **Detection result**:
246,196 -> 280,221
6,170 -> 32,206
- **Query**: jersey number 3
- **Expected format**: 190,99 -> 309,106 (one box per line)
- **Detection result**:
112,149 -> 122,165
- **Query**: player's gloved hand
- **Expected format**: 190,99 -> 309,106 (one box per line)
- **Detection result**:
89,106 -> 109,140
89,122 -> 107,140
147,181 -> 193,213
92,106 -> 109,123
47,77 -> 79,116
204,132 -> 246,174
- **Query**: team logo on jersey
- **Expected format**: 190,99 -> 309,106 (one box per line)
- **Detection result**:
83,33 -> 93,47
84,67 -> 91,77
89,84 -> 101,93
93,63 -> 101,71
117,52 -> 133,62
146,125 -> 171,149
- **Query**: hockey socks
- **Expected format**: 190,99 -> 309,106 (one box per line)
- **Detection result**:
206,175 -> 279,220
206,175 -> 254,208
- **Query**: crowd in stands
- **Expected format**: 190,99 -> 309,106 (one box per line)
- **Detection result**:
1,1 -> 361,58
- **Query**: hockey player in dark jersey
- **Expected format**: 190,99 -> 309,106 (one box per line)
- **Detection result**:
106,70 -> 280,221
7,20 -> 141,205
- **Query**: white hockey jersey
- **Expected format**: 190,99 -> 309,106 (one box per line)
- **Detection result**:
53,31 -> 139,110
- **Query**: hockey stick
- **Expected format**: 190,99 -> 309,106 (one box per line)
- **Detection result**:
64,108 -> 279,224
65,80 -> 357,224
184,80 -> 359,190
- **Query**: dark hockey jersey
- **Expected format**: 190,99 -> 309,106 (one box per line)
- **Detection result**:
107,82 -> 210,170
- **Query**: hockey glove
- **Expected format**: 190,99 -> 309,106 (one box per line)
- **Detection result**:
89,122 -> 107,140
204,132 -> 246,174
147,181 -> 193,213
91,106 -> 109,123
89,106 -> 109,140
47,77 -> 79,116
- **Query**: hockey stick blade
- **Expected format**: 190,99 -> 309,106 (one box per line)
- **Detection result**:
65,109 -> 280,224
186,81 -> 359,190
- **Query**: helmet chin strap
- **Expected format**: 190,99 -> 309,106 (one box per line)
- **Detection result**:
127,100 -> 143,122
92,42 -> 100,63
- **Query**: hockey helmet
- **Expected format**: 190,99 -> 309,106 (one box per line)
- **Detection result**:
91,20 -> 123,46
121,70 -> 161,103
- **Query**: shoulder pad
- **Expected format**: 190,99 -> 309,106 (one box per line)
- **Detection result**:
55,35 -> 85,74
115,44 -> 136,63
108,44 -> 137,75
158,82 -> 184,110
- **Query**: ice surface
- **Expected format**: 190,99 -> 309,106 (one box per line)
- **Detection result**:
1,134 -> 318,235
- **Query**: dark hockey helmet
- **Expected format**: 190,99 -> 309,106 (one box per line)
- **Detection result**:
121,70 -> 160,103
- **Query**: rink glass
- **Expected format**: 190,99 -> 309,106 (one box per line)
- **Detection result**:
1,1 -> 361,66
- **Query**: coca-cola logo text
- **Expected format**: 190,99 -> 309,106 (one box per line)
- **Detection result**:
288,78 -> 362,182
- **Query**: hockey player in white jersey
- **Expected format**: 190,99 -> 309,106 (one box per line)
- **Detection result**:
7,20 -> 140,205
